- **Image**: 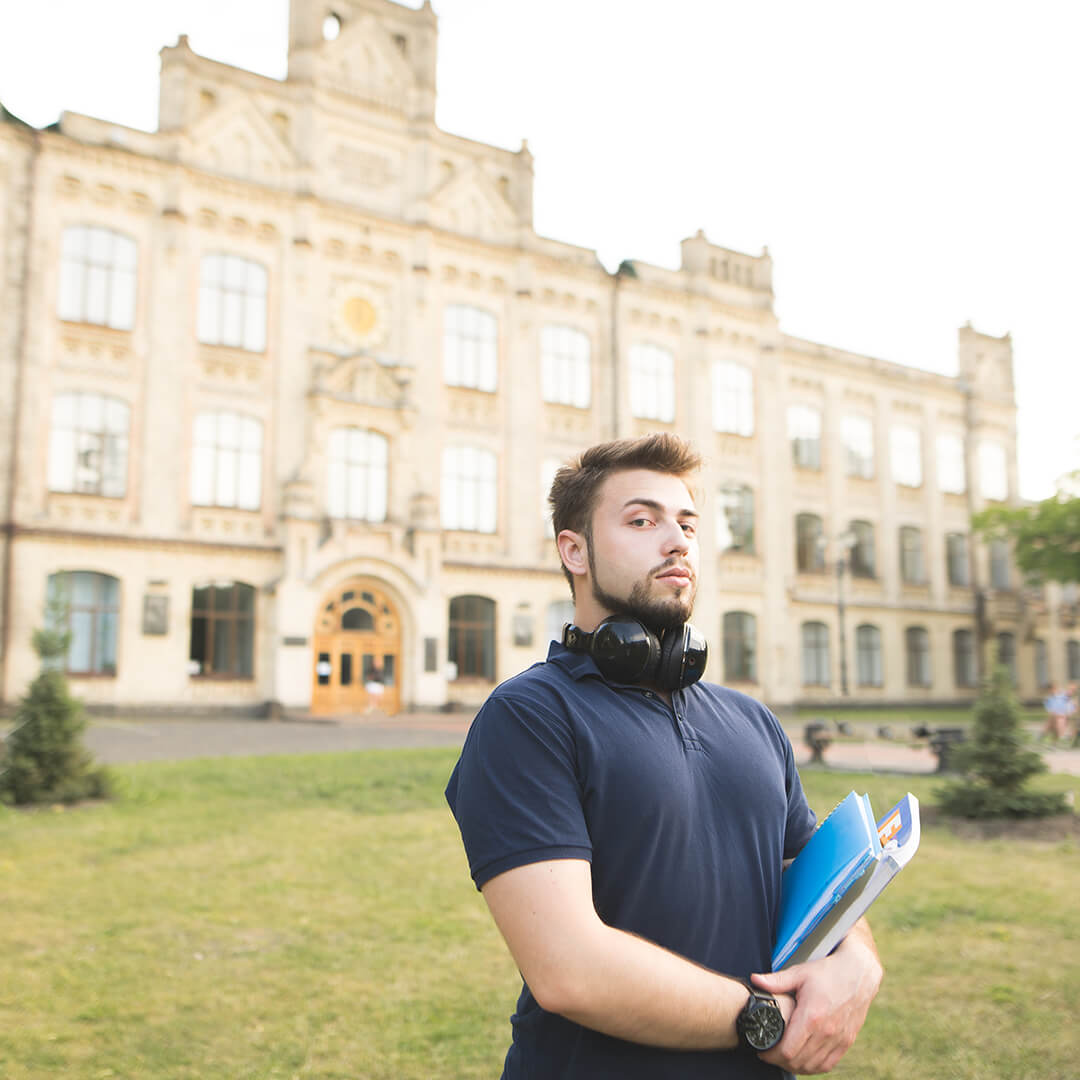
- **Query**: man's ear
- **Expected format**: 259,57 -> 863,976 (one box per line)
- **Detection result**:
556,530 -> 588,582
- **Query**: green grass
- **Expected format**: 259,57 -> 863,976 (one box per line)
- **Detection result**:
2,749 -> 1078,1078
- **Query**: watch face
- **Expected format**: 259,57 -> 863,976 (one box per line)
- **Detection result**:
744,1000 -> 785,1050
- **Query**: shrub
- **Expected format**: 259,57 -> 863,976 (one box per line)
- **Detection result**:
937,665 -> 1067,819
0,621 -> 111,806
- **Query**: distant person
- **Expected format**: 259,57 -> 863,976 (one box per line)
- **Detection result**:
1066,683 -> 1080,746
1041,684 -> 1069,742
365,662 -> 386,715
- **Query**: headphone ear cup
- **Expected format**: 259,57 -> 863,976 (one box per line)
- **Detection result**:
656,625 -> 687,690
590,617 -> 661,683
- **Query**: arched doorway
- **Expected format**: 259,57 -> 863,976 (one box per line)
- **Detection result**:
311,579 -> 402,716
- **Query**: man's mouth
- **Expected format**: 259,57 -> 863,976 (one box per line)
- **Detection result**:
655,566 -> 693,585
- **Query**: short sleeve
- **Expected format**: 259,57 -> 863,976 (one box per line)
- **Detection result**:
780,719 -> 817,860
446,691 -> 592,889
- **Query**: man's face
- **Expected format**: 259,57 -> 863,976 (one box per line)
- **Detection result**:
584,468 -> 700,632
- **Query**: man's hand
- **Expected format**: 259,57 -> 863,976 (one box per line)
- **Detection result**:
751,919 -> 883,1074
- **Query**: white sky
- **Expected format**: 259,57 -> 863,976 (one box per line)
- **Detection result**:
2,0 -> 1077,500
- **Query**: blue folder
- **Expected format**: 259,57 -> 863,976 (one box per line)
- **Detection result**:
772,790 -> 881,970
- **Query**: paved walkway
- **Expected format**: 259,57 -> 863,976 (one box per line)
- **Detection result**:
74,711 -> 1080,776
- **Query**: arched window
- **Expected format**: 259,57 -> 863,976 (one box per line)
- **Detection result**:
953,629 -> 977,688
716,484 -> 754,553
899,526 -> 925,584
448,595 -> 496,680
629,343 -> 675,422
442,446 -> 497,533
723,612 -> 757,683
855,624 -> 882,687
197,253 -> 268,352
191,411 -> 262,510
1034,639 -> 1050,690
342,607 -> 375,631
1066,640 -> 1080,681
189,581 -> 255,678
327,427 -> 388,522
788,405 -> 822,469
58,225 -> 137,329
47,392 -> 130,498
46,571 -> 120,676
795,513 -> 824,573
989,539 -> 1011,590
712,361 -> 754,436
541,325 -> 591,408
905,627 -> 931,687
801,622 -> 830,686
849,520 -> 876,578
842,415 -> 874,479
996,631 -> 1017,684
946,533 -> 970,587
444,305 -> 497,391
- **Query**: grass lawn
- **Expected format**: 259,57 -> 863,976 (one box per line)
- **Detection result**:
2,748 -> 1078,1079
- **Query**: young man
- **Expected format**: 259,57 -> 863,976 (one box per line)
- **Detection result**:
446,434 -> 882,1078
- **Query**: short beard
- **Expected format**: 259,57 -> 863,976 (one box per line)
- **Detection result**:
588,545 -> 695,634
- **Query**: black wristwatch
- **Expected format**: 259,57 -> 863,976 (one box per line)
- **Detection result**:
735,984 -> 785,1052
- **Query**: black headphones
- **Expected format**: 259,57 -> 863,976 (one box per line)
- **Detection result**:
561,617 -> 708,691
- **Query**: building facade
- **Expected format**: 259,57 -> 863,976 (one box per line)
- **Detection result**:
2,0 -> 1074,716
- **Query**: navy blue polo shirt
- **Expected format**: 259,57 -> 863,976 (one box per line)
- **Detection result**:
446,642 -> 816,1080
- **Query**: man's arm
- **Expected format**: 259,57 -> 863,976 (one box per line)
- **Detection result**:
480,857 -> 768,1050
752,917 -> 884,1074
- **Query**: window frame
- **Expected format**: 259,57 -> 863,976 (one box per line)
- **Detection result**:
842,414 -> 875,479
716,483 -> 755,554
712,360 -> 754,437
905,626 -> 932,687
628,343 -> 675,422
448,594 -> 496,681
444,304 -> 498,392
189,581 -> 256,680
57,224 -> 137,330
47,391 -> 131,498
899,525 -> 926,585
795,513 -> 825,573
722,611 -> 757,683
849,520 -> 876,579
945,532 -> 970,587
46,571 -> 121,677
541,324 -> 591,408
787,404 -> 822,470
890,424 -> 923,488
953,628 -> 977,688
801,621 -> 830,687
327,427 -> 389,523
441,445 -> 497,533
191,410 -> 263,511
855,623 -> 883,687
936,432 -> 966,495
196,252 -> 268,353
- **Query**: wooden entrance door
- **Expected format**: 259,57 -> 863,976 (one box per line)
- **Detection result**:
311,580 -> 402,716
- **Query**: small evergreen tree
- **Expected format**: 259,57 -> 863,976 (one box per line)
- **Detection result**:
0,611 -> 111,806
937,665 -> 1067,819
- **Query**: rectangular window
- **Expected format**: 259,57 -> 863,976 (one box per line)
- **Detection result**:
890,425 -> 922,487
712,361 -> 754,436
47,392 -> 130,498
197,253 -> 268,352
953,629 -> 977,688
801,622 -> 830,686
444,305 -> 498,391
842,415 -> 874,479
448,595 -> 496,680
989,538 -> 1011,590
855,625 -> 883,687
905,627 -> 931,687
900,526 -> 925,584
795,514 -> 824,573
327,427 -> 388,522
442,446 -> 497,532
629,344 -> 675,422
979,441 -> 1008,502
191,411 -> 263,510
189,582 -> 255,678
541,325 -> 590,408
788,405 -> 822,470
57,225 -> 137,330
936,432 -> 966,494
716,484 -> 754,554
946,533 -> 970,587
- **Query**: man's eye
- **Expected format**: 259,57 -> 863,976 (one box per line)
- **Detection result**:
629,517 -> 652,527
681,523 -> 696,535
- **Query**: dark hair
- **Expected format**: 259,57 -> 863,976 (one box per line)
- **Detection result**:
548,433 -> 703,594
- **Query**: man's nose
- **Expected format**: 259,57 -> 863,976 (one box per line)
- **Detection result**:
661,521 -> 689,554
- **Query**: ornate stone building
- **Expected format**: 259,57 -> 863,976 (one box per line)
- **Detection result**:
1,0 -> 1074,715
